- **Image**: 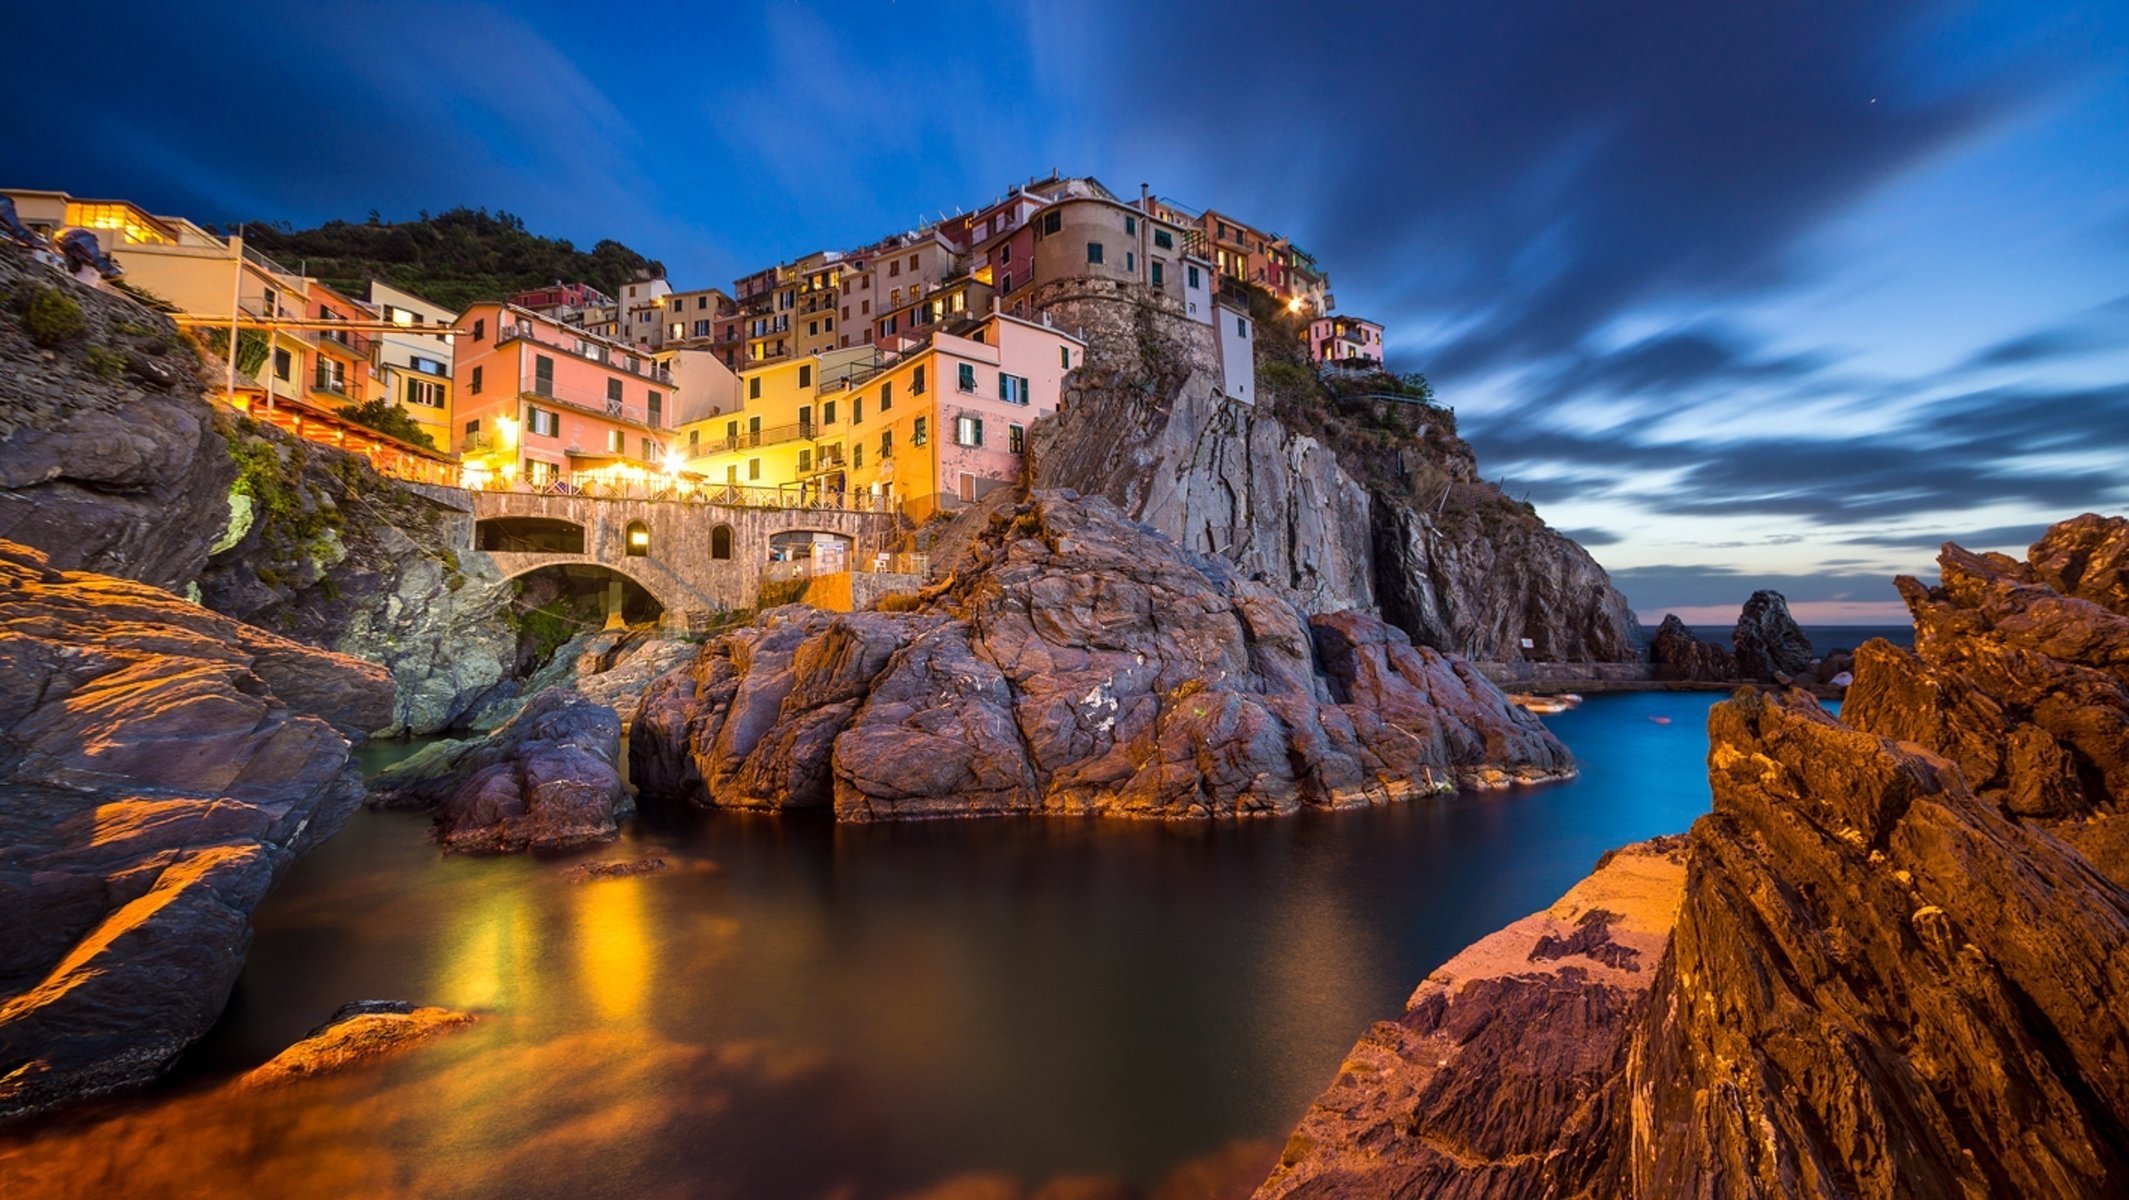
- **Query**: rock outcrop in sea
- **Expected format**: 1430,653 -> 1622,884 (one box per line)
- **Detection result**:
369,688 -> 628,852
1259,513 -> 2129,1198
1646,613 -> 1738,682
0,539 -> 393,1120
1730,586 -> 1813,681
632,491 -> 1572,820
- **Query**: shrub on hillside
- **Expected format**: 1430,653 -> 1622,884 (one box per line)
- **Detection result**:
23,285 -> 86,347
337,398 -> 440,450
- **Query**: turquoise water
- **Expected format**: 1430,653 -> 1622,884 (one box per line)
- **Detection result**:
11,691 -> 1725,1198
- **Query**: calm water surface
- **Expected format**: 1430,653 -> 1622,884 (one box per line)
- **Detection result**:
3,691 -> 1723,1198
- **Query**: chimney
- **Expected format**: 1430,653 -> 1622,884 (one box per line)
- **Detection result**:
1140,182 -> 1151,212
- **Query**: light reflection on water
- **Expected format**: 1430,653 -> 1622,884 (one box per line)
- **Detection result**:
0,691 -> 1723,1199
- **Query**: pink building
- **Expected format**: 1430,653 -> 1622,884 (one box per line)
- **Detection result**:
452,302 -> 678,488
1308,315 -> 1386,366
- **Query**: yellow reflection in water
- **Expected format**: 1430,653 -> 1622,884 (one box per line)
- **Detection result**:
434,878 -> 538,1012
575,877 -> 654,1025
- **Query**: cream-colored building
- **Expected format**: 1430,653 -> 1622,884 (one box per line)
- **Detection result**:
366,281 -> 458,449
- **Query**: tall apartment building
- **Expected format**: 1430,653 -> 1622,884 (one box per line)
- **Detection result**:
452,302 -> 678,489
618,273 -> 673,349
834,230 -> 958,349
366,281 -> 458,450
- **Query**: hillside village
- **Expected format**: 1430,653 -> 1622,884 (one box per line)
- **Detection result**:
4,178 -> 1390,530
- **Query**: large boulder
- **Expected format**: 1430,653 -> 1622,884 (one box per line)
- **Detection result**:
371,688 -> 627,852
1259,513 -> 2129,1197
632,491 -> 1571,822
1730,588 -> 1812,680
0,539 -> 392,1120
1647,613 -> 1737,682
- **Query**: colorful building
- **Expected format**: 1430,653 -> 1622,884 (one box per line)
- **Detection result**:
452,302 -> 680,490
1308,315 -> 1387,367
367,281 -> 458,450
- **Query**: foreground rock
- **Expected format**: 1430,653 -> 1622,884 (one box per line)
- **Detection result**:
1646,613 -> 1737,682
236,1001 -> 474,1089
0,539 -> 392,1120
1263,514 -> 2129,1197
1729,587 -> 1812,681
634,491 -> 1571,821
371,688 -> 627,852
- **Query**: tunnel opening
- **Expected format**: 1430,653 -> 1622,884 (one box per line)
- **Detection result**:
478,516 -> 587,554
507,563 -> 666,676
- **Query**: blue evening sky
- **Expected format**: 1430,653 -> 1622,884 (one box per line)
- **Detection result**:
5,1 -> 2125,621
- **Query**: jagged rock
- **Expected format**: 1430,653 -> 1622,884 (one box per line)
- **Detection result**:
371,688 -> 628,852
1261,514 -> 2129,1197
1647,613 -> 1737,682
1029,335 -> 1637,663
235,1001 -> 474,1088
632,491 -> 1571,822
1730,588 -> 1812,681
198,424 -> 515,736
467,628 -> 698,732
0,247 -> 234,591
0,539 -> 392,1120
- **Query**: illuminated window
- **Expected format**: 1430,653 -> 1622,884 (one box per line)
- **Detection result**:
625,521 -> 650,556
1009,424 -> 1025,454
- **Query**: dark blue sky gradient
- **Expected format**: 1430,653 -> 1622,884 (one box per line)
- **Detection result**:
4,1 -> 2125,619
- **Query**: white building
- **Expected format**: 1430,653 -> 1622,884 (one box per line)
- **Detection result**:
1216,300 -> 1256,404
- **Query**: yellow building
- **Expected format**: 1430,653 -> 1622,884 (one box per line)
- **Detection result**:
678,345 -> 877,493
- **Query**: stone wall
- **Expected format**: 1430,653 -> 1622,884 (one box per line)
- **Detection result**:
1033,275 -> 1220,381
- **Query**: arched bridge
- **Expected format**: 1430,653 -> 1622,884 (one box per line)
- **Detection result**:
459,488 -> 901,629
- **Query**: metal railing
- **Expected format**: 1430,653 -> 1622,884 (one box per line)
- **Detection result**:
701,421 -> 816,452
473,473 -> 901,513
496,322 -> 673,384
762,550 -> 929,582
518,384 -> 665,429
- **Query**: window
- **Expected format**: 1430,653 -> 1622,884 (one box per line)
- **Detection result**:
726,465 -> 738,485
1008,423 -> 1025,454
411,354 -> 445,376
1000,271 -> 1012,293
1187,264 -> 1201,288
607,429 -> 624,453
1237,316 -> 1249,337
273,348 -> 292,381
642,436 -> 654,460
405,378 -> 444,407
607,378 -> 624,411
473,318 -> 486,340
825,316 -> 834,331
912,416 -> 928,446
470,365 -> 483,394
861,300 -> 870,315
648,391 -> 663,427
824,400 -> 837,425
624,520 -> 649,557
999,374 -> 1029,406
689,429 -> 699,452
798,448 -> 812,472
799,404 -> 813,432
1125,215 -> 1137,236
808,320 -> 818,337
1126,251 -> 1135,273
528,459 -> 555,486
670,297 -> 684,311
955,415 -> 983,447
853,396 -> 864,424
882,380 -> 896,409
889,260 -> 901,277
748,458 -> 761,480
958,362 -> 976,392
798,364 -> 814,389
749,415 -> 761,442
694,320 -> 710,337
1151,261 -> 1164,286
262,286 -> 279,317
1042,210 -> 1061,235
1059,346 -> 1071,369
1087,242 -> 1104,265
1154,229 -> 1173,250
879,430 -> 892,458
749,377 -> 762,400
711,524 -> 733,559
853,443 -> 863,469
528,407 -> 559,437
1001,243 -> 1012,263
534,355 -> 554,396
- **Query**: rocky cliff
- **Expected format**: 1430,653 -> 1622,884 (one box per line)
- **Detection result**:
195,422 -> 517,735
1261,513 -> 2129,1198
1730,587 -> 1813,681
1028,299 -> 1637,663
0,539 -> 393,1120
0,249 -> 232,591
632,491 -> 1572,821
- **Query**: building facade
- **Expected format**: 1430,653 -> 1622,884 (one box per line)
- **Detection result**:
1308,315 -> 1386,366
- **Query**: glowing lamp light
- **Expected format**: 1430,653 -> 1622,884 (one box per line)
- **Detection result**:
662,450 -> 685,474
629,528 -> 650,549
496,415 -> 521,446
1286,297 -> 1305,314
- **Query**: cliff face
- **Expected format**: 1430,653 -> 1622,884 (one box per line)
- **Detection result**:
1262,513 -> 2129,1198
0,250 -> 233,591
192,422 -> 517,736
632,491 -> 1571,821
0,539 -> 393,1120
1028,299 -> 1637,662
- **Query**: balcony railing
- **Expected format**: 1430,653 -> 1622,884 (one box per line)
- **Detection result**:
518,382 -> 666,429
762,550 -> 928,582
700,421 -> 816,453
308,324 -> 375,359
462,430 -> 498,453
311,370 -> 357,400
473,473 -> 901,513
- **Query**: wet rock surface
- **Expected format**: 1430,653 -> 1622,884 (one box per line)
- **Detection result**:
1730,587 -> 1812,681
634,491 -> 1572,821
371,688 -> 628,852
236,1001 -> 475,1089
1646,613 -> 1737,682
0,539 -> 392,1120
1262,514 -> 2129,1198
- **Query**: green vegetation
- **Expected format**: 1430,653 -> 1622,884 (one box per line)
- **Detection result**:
22,285 -> 86,347
84,345 -> 126,380
336,398 -> 440,450
197,327 -> 272,378
518,597 -> 578,664
239,208 -> 664,311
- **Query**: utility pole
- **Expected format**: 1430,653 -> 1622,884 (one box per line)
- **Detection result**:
225,226 -> 244,400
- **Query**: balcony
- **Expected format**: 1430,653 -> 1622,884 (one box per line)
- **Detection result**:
701,421 -> 816,454
462,430 -> 499,453
311,369 -> 358,401
518,380 -> 667,429
308,324 -> 375,359
495,321 -> 674,385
